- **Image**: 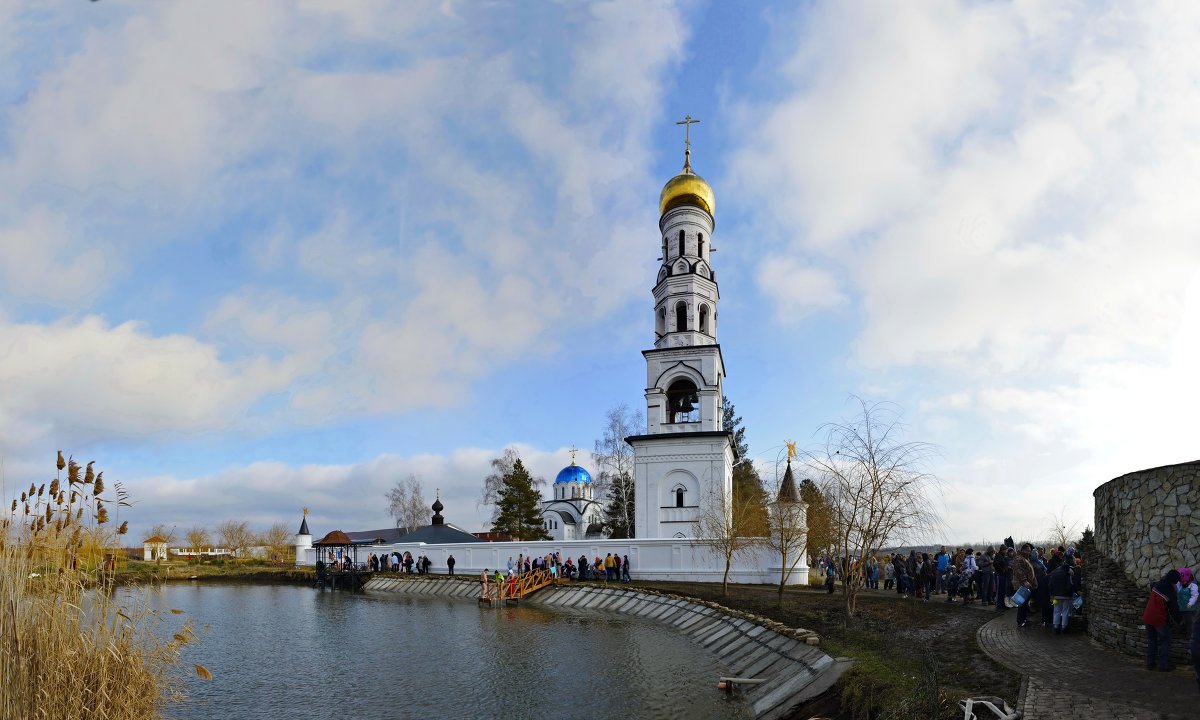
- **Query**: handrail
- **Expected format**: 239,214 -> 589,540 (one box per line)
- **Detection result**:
479,568 -> 557,603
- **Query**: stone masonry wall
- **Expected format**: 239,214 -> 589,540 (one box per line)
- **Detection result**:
1089,461 -> 1200,664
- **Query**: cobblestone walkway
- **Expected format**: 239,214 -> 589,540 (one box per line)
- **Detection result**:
976,613 -> 1197,719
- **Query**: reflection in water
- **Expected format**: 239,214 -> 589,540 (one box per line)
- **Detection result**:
151,584 -> 749,720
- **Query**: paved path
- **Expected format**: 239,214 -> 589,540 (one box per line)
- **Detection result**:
976,613 -> 1197,719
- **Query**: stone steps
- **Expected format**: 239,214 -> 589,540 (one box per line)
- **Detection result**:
532,585 -> 850,720
362,577 -> 849,718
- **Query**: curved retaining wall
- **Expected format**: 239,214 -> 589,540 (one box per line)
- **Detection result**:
364,577 -> 849,719
1090,460 -> 1200,663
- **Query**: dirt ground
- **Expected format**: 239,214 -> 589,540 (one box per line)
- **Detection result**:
630,580 -> 1021,720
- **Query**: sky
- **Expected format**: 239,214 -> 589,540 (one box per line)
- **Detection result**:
2,0 -> 1198,546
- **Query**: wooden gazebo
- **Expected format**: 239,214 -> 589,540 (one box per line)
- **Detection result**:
312,530 -> 368,590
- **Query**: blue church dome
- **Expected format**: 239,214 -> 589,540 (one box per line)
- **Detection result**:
554,464 -> 592,485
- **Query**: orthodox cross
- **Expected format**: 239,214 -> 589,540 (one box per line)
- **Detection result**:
785,440 -> 797,461
570,446 -> 578,465
676,114 -> 700,172
302,506 -> 308,517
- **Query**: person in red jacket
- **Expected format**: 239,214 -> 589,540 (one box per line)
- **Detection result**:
1142,568 -> 1181,671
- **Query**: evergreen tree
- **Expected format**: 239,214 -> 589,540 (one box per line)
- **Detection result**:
602,473 -> 635,539
799,477 -> 835,558
491,458 -> 552,541
722,396 -> 770,535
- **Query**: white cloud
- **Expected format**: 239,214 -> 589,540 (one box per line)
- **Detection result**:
730,0 -> 1200,540
0,0 -> 691,436
756,257 -> 845,319
119,443 -> 580,542
0,315 -> 294,452
0,208 -> 112,306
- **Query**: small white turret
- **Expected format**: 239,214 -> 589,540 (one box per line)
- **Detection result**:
294,509 -> 312,566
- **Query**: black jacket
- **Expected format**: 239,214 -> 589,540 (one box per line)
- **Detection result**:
1048,565 -> 1074,597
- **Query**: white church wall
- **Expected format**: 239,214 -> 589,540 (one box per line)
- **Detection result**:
299,537 -> 808,585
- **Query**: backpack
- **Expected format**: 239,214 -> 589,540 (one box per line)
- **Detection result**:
1179,584 -> 1195,612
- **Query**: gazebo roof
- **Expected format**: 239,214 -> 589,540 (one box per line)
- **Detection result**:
143,536 -> 168,544
313,530 -> 354,546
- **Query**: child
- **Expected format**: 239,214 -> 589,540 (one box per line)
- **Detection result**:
943,565 -> 962,603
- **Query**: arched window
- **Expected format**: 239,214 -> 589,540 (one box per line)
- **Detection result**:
675,487 -> 685,508
657,307 -> 666,336
572,486 -> 578,498
698,232 -> 704,257
666,378 -> 699,423
675,301 -> 687,332
698,305 -> 709,334
678,230 -> 685,258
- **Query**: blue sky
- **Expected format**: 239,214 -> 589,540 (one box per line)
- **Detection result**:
2,1 -> 1198,544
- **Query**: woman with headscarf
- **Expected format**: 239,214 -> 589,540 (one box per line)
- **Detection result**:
1177,567 -> 1198,642
1141,568 -> 1181,671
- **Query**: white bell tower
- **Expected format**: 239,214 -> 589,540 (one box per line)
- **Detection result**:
628,116 -> 734,540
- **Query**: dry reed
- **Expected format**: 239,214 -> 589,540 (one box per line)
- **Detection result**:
0,454 -> 201,719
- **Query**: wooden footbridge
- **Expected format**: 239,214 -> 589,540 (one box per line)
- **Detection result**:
478,568 -> 565,605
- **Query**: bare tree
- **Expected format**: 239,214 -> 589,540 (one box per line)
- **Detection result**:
386,474 -> 428,530
694,476 -> 763,595
805,398 -> 941,625
592,403 -> 642,538
765,457 -> 809,600
185,525 -> 210,563
143,523 -> 177,545
215,520 -> 255,559
1044,506 -> 1082,548
260,521 -> 294,564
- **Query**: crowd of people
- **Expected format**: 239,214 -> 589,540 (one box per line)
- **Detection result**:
477,552 -> 633,599
366,550 -> 452,575
817,539 -> 1086,633
817,540 -> 1200,691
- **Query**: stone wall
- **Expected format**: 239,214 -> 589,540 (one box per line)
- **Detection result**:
1089,460 -> 1200,664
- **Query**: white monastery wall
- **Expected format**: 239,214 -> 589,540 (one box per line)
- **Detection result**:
301,537 -> 808,585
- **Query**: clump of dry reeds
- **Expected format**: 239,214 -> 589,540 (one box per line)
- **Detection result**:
0,453 -> 202,719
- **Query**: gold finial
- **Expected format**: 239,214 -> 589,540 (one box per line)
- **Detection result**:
302,506 -> 308,517
785,440 -> 797,461
676,114 -> 700,173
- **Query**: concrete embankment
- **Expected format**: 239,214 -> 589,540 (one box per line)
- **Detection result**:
364,577 -> 850,720
365,575 -> 481,598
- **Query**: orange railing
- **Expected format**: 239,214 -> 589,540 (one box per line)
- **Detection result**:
478,568 -> 561,604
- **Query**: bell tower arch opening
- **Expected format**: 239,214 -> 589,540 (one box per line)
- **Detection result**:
666,378 -> 699,424
674,301 -> 688,332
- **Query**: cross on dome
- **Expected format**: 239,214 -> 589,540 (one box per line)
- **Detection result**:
676,114 -> 700,173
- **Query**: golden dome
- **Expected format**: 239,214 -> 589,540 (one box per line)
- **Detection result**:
659,170 -> 715,217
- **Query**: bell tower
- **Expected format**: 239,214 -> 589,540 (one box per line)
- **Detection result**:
627,116 -> 734,540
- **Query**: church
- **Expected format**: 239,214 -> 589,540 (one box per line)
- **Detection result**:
541,118 -> 733,542
540,454 -> 606,541
298,120 -> 806,585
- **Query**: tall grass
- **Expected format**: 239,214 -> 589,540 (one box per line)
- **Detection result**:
0,453 -> 199,719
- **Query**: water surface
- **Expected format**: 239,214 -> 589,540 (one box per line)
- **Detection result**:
147,584 -> 748,720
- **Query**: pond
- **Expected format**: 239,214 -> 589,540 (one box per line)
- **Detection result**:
147,583 -> 749,720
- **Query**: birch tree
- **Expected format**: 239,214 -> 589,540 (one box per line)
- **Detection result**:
694,479 -> 763,596
806,398 -> 941,625
386,474 -> 429,530
765,456 -> 809,600
593,403 -> 642,538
